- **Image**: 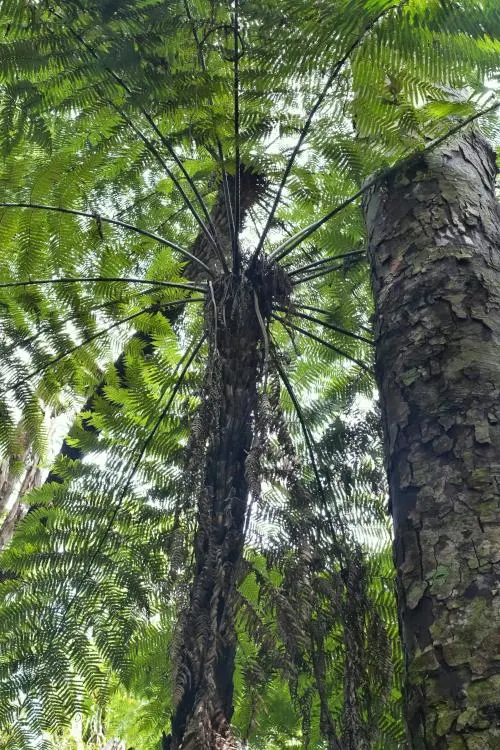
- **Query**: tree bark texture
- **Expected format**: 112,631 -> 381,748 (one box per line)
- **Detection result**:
364,131 -> 500,750
170,276 -> 262,750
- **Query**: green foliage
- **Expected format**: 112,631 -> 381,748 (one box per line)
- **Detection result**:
0,0 -> 497,747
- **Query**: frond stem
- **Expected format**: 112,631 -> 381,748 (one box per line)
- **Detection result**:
2,293 -> 204,358
184,0 -> 236,255
291,261 -> 353,286
232,0 -> 241,276
0,202 -> 213,276
1,285 -> 171,357
58,334 -> 206,630
291,302 -> 372,335
51,4 -> 224,265
110,106 -> 225,270
1,299 -> 200,396
269,99 -> 500,263
271,346 -> 343,550
271,313 -> 372,373
274,305 -> 373,345
287,249 -> 365,277
250,2 -> 399,264
0,277 -> 205,293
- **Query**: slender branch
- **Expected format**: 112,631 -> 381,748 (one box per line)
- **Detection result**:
0,277 -> 205,293
291,302 -> 372,335
57,334 -> 206,629
270,99 -> 500,263
219,155 -> 236,247
287,249 -> 365,277
50,4 -> 224,264
274,305 -> 373,345
248,206 -> 261,238
1,299 -> 198,396
0,202 -> 213,276
251,2 -> 399,263
108,105 -> 225,269
115,188 -> 160,219
271,313 -> 372,373
272,350 -> 327,505
0,285 -> 167,357
232,0 -> 241,276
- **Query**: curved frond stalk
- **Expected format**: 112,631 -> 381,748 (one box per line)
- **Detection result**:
48,3 -> 224,265
0,299 -> 200,396
292,302 -> 372,334
287,249 -> 365,277
232,0 -> 241,276
108,105 -> 224,271
0,277 -> 205,292
0,285 -> 174,358
56,334 -> 206,629
270,345 -> 345,551
271,313 -> 372,373
291,260 -> 355,286
251,1 -> 402,263
0,202 -> 213,275
270,99 -> 500,263
183,0 -> 236,255
274,305 -> 373,345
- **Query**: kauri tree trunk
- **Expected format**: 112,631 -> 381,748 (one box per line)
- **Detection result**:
364,131 -> 500,749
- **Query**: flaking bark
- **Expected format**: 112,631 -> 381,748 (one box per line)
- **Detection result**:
364,131 -> 500,749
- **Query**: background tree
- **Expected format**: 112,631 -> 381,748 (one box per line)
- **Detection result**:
0,1 -> 498,749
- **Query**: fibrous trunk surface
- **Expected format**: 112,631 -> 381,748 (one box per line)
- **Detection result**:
364,131 -> 500,749
170,271 -> 272,750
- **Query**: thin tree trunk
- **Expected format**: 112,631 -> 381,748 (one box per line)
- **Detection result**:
0,460 -> 43,549
170,276 -> 262,750
0,433 -> 32,514
364,131 -> 500,749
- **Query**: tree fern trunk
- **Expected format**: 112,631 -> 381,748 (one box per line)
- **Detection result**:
170,277 -> 261,750
364,131 -> 500,749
